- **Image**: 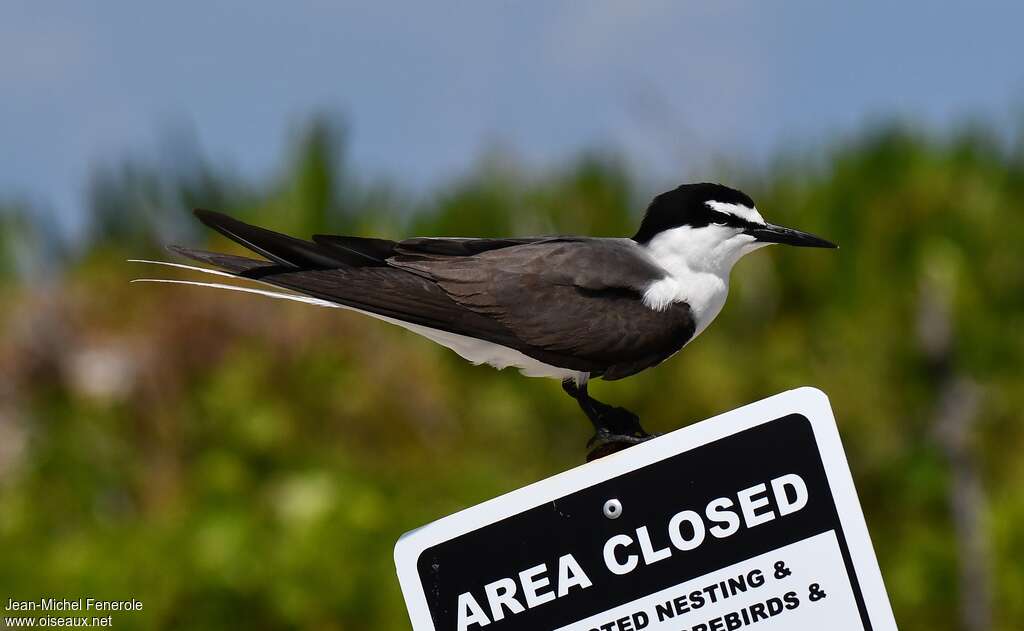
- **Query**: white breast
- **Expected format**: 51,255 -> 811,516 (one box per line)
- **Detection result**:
640,225 -> 759,338
642,273 -> 728,337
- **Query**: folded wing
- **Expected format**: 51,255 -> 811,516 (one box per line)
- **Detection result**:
389,239 -> 696,379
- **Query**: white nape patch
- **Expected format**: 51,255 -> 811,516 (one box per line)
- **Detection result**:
132,263 -> 587,383
641,223 -> 762,338
706,200 -> 765,224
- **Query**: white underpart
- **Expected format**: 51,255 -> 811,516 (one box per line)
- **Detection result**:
131,260 -> 588,383
641,209 -> 769,340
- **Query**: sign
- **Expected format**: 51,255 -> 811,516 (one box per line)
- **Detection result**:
395,387 -> 897,631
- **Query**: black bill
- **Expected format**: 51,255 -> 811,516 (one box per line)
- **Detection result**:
745,223 -> 837,248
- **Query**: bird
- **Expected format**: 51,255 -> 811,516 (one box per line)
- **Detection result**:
132,183 -> 837,460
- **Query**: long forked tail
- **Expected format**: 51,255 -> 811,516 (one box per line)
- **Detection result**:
129,208 -> 398,308
131,209 -> 524,349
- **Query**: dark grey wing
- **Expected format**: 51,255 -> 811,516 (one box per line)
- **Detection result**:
312,234 -> 397,265
389,239 -> 696,379
393,236 -> 570,257
309,233 -> 564,260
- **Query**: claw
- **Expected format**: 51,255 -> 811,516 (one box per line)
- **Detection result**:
586,432 -> 656,461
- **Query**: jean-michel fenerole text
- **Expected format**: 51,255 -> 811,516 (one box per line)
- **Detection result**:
5,598 -> 143,613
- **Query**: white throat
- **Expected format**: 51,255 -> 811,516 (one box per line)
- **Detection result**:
640,225 -> 766,337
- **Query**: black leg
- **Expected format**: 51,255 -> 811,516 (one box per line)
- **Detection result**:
562,380 -> 655,461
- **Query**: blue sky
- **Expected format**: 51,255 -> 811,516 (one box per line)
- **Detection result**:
3,2 -> 1023,234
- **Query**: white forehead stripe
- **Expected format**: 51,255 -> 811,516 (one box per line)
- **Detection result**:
706,200 -> 764,224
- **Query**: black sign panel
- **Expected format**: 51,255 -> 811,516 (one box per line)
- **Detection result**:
395,388 -> 896,631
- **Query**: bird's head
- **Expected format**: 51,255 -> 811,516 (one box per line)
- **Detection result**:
633,183 -> 836,272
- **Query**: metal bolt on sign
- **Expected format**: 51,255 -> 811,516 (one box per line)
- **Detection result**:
603,499 -> 622,519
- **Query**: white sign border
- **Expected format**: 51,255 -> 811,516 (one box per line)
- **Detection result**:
394,386 -> 898,631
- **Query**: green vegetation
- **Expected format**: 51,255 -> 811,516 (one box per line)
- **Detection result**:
1,120 -> 1021,629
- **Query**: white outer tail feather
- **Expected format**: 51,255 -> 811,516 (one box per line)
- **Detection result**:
127,259 -> 242,280
130,278 -> 341,309
130,258 -> 338,307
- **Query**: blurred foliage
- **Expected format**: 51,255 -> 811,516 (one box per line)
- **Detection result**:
0,118 -> 1022,630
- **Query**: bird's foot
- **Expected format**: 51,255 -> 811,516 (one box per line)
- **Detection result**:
585,406 -> 658,462
562,380 -> 658,462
